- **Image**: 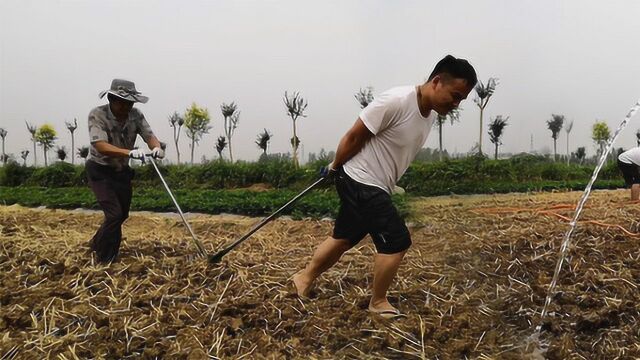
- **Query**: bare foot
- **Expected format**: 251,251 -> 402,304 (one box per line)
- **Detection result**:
292,270 -> 313,298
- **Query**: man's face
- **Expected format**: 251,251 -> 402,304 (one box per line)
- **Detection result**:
109,96 -> 134,120
432,76 -> 473,116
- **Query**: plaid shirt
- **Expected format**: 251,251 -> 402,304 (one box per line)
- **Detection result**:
87,104 -> 155,171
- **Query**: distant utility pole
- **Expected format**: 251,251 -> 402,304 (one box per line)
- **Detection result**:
530,134 -> 534,153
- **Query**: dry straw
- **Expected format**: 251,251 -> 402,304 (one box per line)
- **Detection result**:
1,189 -> 640,358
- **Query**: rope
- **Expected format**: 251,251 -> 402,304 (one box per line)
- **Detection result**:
471,203 -> 640,237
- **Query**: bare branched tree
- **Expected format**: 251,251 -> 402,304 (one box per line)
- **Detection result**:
26,121 -> 38,166
0,128 -> 7,165
221,102 -> 240,162
488,115 -> 509,160
65,118 -> 78,164
169,111 -> 185,164
354,87 -> 374,109
255,128 -> 273,155
283,91 -> 308,167
547,114 -> 565,161
575,146 -> 586,164
20,150 -> 29,166
434,108 -> 461,161
565,120 -> 574,164
473,78 -> 498,155
56,146 -> 67,162
215,135 -> 227,160
77,146 -> 89,161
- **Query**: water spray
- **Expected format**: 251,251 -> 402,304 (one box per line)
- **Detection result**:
525,99 -> 640,355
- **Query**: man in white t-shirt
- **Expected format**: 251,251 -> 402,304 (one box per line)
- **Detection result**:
293,55 -> 477,319
618,147 -> 640,200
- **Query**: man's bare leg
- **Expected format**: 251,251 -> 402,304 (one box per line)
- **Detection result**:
293,237 -> 352,297
369,250 -> 407,312
631,184 -> 640,201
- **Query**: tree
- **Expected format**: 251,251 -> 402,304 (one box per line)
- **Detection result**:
614,147 -> 625,162
488,115 -> 509,160
20,150 -> 29,166
77,146 -> 89,161
65,118 -> 78,164
26,121 -> 37,166
0,128 -> 7,165
184,103 -> 212,165
354,87 -> 374,109
221,102 -> 240,162
434,108 -> 461,161
575,146 -> 586,164
473,78 -> 498,155
317,148 -> 335,162
215,135 -> 227,160
255,128 -> 273,156
546,114 -> 565,161
591,120 -> 611,158
283,91 -> 308,167
56,146 -> 67,162
169,111 -> 185,164
35,124 -> 57,166
565,120 -> 574,165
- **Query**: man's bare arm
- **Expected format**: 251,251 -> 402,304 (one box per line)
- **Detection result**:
145,136 -> 161,151
94,136 -> 161,158
93,141 -> 130,158
331,118 -> 374,168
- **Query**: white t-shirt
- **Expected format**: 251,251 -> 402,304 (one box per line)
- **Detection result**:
343,86 -> 436,194
618,147 -> 640,165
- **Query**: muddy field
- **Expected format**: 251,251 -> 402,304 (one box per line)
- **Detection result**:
2,189 -> 640,359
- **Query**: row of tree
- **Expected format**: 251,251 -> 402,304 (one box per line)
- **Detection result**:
0,81 -> 635,167
0,91 -> 309,167
0,120 -> 85,167
439,78 -> 632,164
146,92 -> 308,166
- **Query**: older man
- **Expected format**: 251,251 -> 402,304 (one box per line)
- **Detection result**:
86,79 -> 165,263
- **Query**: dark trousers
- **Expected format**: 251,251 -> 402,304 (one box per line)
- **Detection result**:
618,159 -> 640,187
86,160 -> 134,263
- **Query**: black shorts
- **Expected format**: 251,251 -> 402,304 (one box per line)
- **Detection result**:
332,167 -> 411,254
618,159 -> 640,187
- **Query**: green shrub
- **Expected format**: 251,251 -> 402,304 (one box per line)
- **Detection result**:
0,161 -> 35,186
131,159 -> 312,190
74,165 -> 88,186
0,186 -> 411,219
0,155 -> 628,195
399,156 -> 622,195
27,162 -> 79,187
599,160 -> 622,180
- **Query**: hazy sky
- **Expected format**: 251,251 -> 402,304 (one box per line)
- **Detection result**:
2,0 -> 640,164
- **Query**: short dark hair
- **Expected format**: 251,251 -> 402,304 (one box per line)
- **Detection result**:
427,55 -> 477,86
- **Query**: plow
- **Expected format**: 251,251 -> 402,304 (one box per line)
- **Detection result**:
146,155 -> 327,263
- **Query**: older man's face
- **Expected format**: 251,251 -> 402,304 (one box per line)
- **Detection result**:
109,96 -> 134,120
